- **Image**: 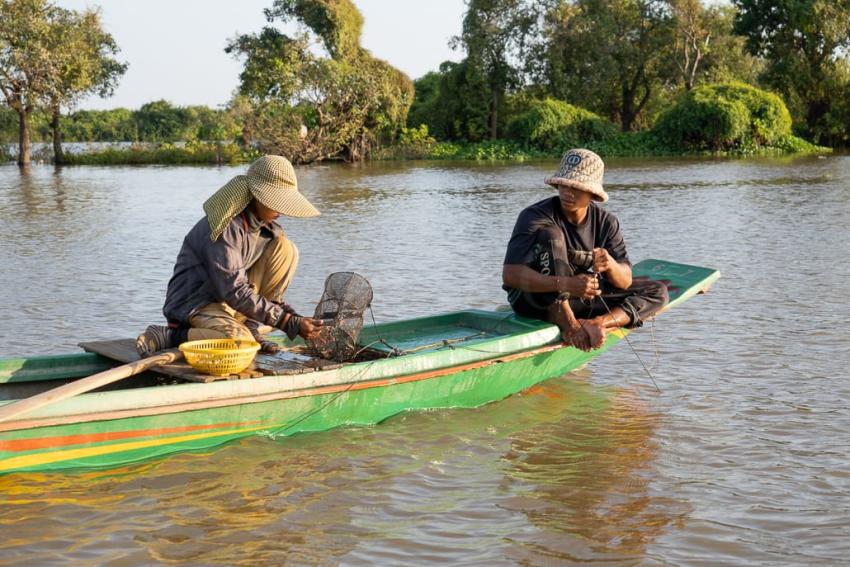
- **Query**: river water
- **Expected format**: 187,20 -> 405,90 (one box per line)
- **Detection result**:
1,155 -> 849,565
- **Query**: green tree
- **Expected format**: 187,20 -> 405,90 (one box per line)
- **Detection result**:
46,7 -> 126,164
452,0 -> 540,139
226,0 -> 413,162
733,0 -> 850,143
63,108 -> 136,141
542,0 -> 674,131
0,0 -> 125,166
407,61 -> 490,142
664,2 -> 763,90
134,100 -> 191,142
0,0 -> 60,166
653,81 -> 792,150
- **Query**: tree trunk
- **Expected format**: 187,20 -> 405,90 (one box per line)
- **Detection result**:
489,90 -> 498,140
806,99 -> 829,144
17,109 -> 31,167
51,104 -> 65,165
621,84 -> 635,132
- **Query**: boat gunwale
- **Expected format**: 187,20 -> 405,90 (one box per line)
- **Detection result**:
0,310 -> 561,428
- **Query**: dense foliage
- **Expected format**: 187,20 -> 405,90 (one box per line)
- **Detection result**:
407,62 -> 490,143
225,0 -> 413,163
653,82 -> 792,151
733,0 -> 850,145
2,0 -> 845,165
506,98 -> 618,151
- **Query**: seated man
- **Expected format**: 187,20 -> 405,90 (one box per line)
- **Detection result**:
502,149 -> 668,351
137,155 -> 324,355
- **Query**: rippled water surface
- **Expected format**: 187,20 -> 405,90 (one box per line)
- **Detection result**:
1,155 -> 849,565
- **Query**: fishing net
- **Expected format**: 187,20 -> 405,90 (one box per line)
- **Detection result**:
306,272 -> 373,362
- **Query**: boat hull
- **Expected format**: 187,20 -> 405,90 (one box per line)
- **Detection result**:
0,338 -> 606,474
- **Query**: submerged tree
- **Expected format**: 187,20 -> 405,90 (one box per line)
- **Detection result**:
733,0 -> 850,143
46,7 -> 126,164
226,0 -> 413,163
0,0 -> 125,166
0,0 -> 58,166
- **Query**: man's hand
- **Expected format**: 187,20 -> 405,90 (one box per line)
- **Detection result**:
298,317 -> 325,340
563,274 -> 601,299
592,247 -> 615,273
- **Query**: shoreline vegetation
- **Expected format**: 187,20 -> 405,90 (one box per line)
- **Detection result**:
0,133 -> 830,167
2,1 -> 847,167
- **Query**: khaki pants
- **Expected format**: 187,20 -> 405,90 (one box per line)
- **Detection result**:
188,236 -> 299,341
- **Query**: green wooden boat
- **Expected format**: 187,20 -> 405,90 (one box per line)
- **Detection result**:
0,259 -> 718,475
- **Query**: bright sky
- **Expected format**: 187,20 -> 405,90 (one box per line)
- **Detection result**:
54,0 -> 466,110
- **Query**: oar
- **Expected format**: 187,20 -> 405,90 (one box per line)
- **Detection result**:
0,349 -> 183,425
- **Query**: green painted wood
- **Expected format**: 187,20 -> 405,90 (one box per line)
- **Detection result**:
0,353 -> 114,384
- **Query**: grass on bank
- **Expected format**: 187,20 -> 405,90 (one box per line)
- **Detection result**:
61,141 -> 260,166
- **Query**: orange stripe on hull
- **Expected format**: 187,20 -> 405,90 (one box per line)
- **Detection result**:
0,421 -> 262,452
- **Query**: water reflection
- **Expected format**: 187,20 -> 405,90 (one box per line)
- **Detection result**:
498,380 -> 681,563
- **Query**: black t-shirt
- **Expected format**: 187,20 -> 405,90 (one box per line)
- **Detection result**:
503,196 -> 630,283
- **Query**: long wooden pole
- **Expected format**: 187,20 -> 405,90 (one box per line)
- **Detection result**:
0,349 -> 183,425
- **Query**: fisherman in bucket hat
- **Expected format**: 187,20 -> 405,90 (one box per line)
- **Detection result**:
502,149 -> 669,351
136,155 -> 325,355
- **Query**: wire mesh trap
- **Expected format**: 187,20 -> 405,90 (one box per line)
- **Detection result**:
306,272 -> 373,362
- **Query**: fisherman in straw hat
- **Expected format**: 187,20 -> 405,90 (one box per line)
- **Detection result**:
502,149 -> 668,351
136,155 -> 325,355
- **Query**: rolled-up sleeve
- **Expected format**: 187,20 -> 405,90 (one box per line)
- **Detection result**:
504,209 -> 552,266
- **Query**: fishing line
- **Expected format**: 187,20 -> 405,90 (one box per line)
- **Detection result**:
274,359 -> 379,436
597,292 -> 661,393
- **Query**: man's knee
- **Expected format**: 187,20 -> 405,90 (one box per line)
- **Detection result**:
188,306 -> 254,342
189,323 -> 254,342
267,236 -> 299,269
646,279 -> 669,307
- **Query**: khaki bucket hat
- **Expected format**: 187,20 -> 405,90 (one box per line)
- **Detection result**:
204,155 -> 320,241
246,155 -> 320,218
545,148 -> 608,203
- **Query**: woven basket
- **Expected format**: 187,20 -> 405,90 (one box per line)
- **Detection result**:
179,339 -> 260,376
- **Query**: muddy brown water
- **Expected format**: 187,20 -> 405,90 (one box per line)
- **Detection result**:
1,155 -> 849,565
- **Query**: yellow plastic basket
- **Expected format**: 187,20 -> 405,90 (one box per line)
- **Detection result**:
178,338 -> 261,376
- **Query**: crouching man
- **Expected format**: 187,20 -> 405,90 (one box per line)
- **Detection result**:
136,155 -> 324,355
502,149 -> 668,351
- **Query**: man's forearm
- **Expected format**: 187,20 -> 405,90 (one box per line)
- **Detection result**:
503,264 -> 559,293
605,261 -> 632,289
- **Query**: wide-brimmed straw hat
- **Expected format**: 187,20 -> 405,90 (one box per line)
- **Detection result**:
204,155 -> 320,241
544,148 -> 608,203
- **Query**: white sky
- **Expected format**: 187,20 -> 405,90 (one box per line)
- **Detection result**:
54,0 -> 466,110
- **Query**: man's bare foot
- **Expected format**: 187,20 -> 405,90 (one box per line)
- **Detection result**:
562,324 -> 591,351
580,319 -> 606,349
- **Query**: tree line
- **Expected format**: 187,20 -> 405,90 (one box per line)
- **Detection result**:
412,0 -> 850,148
0,102 -> 242,145
2,0 -> 848,167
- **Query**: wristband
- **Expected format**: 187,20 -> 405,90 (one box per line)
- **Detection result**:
283,314 -> 303,340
